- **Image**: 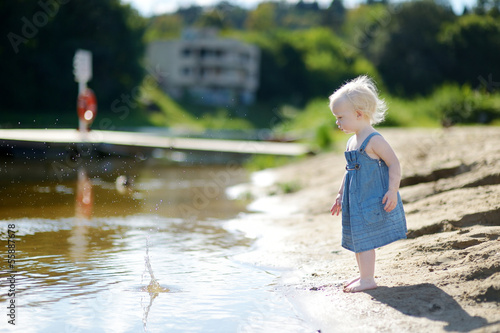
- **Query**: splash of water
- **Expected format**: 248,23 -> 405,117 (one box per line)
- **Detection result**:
142,237 -> 170,293
142,236 -> 170,332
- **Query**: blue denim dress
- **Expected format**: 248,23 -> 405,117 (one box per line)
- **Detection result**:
342,132 -> 407,253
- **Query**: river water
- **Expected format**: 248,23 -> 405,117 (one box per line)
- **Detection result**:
0,160 -> 313,332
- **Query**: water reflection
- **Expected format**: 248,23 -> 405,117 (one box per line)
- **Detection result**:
75,167 -> 93,220
0,159 -> 249,221
68,168 -> 93,262
0,160 -> 312,332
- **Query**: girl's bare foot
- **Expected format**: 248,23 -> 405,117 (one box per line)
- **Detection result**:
343,276 -> 360,289
343,278 -> 377,293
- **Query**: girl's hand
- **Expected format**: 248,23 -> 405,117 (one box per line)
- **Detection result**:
330,193 -> 342,216
382,190 -> 398,212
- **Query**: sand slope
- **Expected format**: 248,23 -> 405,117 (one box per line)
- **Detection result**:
236,126 -> 500,332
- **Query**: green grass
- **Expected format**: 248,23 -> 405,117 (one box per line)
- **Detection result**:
384,96 -> 441,127
0,109 -> 155,130
385,85 -> 500,127
272,84 -> 500,154
0,110 -> 78,129
273,99 -> 350,151
140,84 -> 201,130
3,81 -> 498,143
243,154 -> 301,171
0,81 -> 255,131
140,83 -> 254,131
277,181 -> 302,194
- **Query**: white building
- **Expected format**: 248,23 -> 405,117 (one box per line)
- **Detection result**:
146,29 -> 260,106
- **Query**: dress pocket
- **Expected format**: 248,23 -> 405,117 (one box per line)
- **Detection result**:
362,197 -> 385,224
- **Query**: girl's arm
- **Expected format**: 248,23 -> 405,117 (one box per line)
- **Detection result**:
369,136 -> 402,212
331,171 -> 346,216
331,136 -> 353,216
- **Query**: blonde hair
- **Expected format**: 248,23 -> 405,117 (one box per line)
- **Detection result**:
329,75 -> 387,125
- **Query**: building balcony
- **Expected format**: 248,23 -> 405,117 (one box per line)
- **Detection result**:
194,54 -> 256,68
199,73 -> 242,86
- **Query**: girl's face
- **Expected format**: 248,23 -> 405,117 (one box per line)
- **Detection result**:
331,99 -> 361,134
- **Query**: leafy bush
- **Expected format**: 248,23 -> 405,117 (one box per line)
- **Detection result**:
384,95 -> 440,127
439,15 -> 500,89
433,85 -> 500,125
229,28 -> 380,107
274,99 -> 338,151
315,123 -> 335,151
243,155 -> 298,171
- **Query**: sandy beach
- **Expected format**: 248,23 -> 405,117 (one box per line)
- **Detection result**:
231,126 -> 500,332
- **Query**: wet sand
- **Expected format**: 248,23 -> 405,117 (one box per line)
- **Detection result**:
233,126 -> 500,332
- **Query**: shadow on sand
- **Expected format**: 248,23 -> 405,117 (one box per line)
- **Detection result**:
365,283 -> 498,332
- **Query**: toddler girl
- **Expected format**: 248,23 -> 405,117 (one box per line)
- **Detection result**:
329,76 -> 407,293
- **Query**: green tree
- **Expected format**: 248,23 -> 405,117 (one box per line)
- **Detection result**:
340,3 -> 390,57
440,14 -> 500,91
289,28 -> 380,98
234,28 -> 379,106
213,1 -> 248,29
1,0 -> 146,117
258,40 -> 310,104
474,0 -> 500,15
281,3 -> 323,30
368,0 -> 456,96
323,0 -> 346,31
245,2 -> 277,31
176,5 -> 203,26
195,9 -> 229,29
144,14 -> 183,42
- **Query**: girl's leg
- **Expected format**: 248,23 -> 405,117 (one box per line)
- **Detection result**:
344,249 -> 377,293
343,254 -> 361,288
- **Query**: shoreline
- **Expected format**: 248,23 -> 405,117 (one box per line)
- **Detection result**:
231,126 -> 500,332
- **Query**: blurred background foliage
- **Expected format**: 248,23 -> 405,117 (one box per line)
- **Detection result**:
0,0 -> 146,124
1,0 -> 499,139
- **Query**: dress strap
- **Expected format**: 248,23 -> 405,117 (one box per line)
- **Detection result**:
359,132 -> 380,152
